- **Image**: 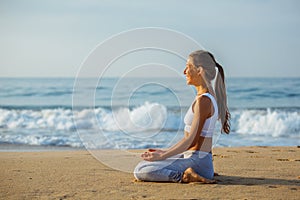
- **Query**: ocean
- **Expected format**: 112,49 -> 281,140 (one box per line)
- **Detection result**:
0,77 -> 299,150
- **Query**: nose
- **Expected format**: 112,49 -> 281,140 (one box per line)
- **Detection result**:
183,67 -> 187,75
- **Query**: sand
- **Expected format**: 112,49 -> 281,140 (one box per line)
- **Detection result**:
0,146 -> 299,200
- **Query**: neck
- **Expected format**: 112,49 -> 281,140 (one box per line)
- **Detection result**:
195,85 -> 209,96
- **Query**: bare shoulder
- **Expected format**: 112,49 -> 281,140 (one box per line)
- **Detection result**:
192,95 -> 212,115
199,95 -> 212,103
195,95 -> 212,107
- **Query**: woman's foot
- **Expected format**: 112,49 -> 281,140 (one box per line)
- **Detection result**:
182,167 -> 216,184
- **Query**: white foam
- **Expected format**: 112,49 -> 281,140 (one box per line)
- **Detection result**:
106,102 -> 167,132
1,106 -> 299,138
0,102 -> 169,132
235,109 -> 300,137
1,105 -> 299,148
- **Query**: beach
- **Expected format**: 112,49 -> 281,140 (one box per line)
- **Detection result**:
1,146 -> 299,200
0,78 -> 299,199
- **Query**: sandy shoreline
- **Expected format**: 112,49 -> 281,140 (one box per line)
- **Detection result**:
1,146 -> 299,199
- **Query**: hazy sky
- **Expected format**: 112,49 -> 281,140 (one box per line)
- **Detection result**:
0,0 -> 300,77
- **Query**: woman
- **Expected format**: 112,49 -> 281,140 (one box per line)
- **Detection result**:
134,50 -> 230,183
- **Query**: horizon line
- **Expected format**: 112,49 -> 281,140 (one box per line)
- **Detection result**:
0,76 -> 299,79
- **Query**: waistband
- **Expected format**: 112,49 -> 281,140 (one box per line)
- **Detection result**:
183,150 -> 212,158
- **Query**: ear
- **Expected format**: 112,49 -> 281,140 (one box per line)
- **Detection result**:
197,66 -> 203,76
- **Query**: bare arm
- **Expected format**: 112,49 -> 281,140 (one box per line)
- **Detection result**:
142,96 -> 211,161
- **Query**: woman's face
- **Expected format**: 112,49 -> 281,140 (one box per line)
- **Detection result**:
183,59 -> 201,85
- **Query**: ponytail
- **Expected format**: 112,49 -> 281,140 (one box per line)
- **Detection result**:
207,53 -> 231,134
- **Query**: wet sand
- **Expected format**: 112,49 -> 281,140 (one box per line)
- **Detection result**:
0,146 -> 299,199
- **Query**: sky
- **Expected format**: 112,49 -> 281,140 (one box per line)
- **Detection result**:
0,0 -> 300,78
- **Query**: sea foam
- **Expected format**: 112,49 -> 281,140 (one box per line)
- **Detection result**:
0,102 -> 171,132
234,109 -> 300,137
0,103 -> 299,148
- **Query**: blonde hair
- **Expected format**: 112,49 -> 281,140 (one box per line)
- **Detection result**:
189,50 -> 231,134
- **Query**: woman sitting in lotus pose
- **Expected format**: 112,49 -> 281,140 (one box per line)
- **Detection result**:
134,50 -> 230,183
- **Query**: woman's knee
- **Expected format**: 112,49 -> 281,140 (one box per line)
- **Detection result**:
134,162 -> 146,180
133,162 -> 157,181
134,168 -> 151,181
134,170 -> 148,181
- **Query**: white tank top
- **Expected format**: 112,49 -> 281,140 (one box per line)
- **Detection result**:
184,93 -> 218,137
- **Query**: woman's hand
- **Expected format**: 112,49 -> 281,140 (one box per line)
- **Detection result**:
141,150 -> 165,161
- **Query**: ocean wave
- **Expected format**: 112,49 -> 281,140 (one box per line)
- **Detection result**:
0,102 -> 180,132
1,104 -> 299,137
0,132 -> 82,148
0,102 -> 179,148
232,108 -> 300,137
0,104 -> 299,148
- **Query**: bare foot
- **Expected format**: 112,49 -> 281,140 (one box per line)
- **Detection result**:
182,167 -> 216,184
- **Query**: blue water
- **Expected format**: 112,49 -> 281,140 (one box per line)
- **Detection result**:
0,77 -> 299,149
